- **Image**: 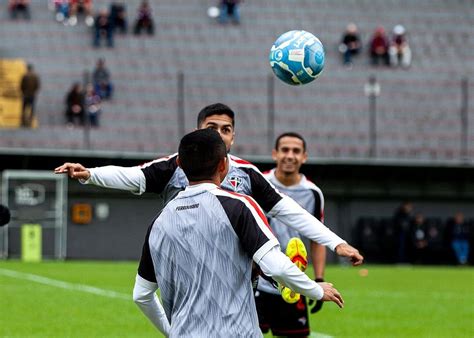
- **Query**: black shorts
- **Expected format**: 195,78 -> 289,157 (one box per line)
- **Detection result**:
255,289 -> 310,337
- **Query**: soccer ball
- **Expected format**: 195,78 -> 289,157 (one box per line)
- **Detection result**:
269,30 -> 325,85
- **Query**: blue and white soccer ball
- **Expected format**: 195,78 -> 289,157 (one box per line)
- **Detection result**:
269,30 -> 325,85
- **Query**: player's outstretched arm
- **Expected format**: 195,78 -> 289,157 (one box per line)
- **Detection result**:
270,196 -> 346,249
258,246 -> 344,308
335,242 -> 364,266
133,274 -> 171,336
54,162 -> 145,194
270,196 -> 364,265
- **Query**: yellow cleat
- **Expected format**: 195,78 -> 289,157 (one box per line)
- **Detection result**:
280,237 -> 308,303
286,237 -> 308,272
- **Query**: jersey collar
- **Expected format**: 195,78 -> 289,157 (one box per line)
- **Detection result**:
268,168 -> 307,190
177,182 -> 218,198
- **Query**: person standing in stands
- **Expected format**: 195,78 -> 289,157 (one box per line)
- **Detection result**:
20,64 -> 41,128
65,82 -> 85,127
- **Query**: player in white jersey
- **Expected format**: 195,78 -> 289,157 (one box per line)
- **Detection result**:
133,129 -> 344,337
256,132 -> 327,337
54,103 -> 363,267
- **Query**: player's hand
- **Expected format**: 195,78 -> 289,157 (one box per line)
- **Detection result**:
335,243 -> 364,266
318,282 -> 344,308
308,278 -> 324,313
54,162 -> 91,180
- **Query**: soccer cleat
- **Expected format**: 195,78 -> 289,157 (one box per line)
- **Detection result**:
280,237 -> 308,303
286,237 -> 308,272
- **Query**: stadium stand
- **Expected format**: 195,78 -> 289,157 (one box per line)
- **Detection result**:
0,0 -> 473,162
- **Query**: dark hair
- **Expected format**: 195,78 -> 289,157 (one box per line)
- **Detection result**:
0,204 -> 10,227
196,103 -> 235,128
274,132 -> 307,151
178,129 -> 227,181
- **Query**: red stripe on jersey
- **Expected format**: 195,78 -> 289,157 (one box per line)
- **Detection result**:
222,189 -> 273,232
242,194 -> 271,228
230,156 -> 252,165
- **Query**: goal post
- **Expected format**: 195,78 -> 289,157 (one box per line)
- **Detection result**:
1,170 -> 67,260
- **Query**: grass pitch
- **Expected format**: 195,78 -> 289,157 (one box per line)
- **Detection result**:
0,261 -> 472,337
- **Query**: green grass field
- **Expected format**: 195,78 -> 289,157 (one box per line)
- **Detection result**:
0,261 -> 473,337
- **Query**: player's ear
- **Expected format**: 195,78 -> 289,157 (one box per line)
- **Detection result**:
220,156 -> 228,172
176,156 -> 182,168
218,157 -> 229,181
302,151 -> 308,164
271,149 -> 278,161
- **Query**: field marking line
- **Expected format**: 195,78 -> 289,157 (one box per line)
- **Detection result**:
0,268 -> 130,301
310,332 -> 334,338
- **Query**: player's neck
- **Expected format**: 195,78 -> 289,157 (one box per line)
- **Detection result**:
274,169 -> 301,187
189,180 -> 221,187
188,178 -> 220,187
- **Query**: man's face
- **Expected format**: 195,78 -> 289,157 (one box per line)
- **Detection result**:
199,114 -> 235,152
272,136 -> 307,175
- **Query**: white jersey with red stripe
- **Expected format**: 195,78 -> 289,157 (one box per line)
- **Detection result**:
257,168 -> 325,295
138,153 -> 283,211
145,183 -> 278,337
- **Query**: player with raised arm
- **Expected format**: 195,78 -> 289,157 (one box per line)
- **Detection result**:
54,103 -> 363,264
132,129 -> 344,336
256,132 -> 328,337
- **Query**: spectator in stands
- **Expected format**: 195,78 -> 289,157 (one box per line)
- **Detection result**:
93,7 -> 114,48
53,0 -> 70,23
20,64 -> 41,128
369,26 -> 390,66
389,25 -> 412,69
92,58 -> 113,100
339,23 -> 362,67
133,1 -> 154,35
110,2 -> 127,34
85,84 -> 102,127
68,0 -> 94,27
9,0 -> 30,20
409,213 -> 428,264
447,212 -> 470,265
393,202 -> 413,263
219,0 -> 241,25
65,82 -> 85,127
